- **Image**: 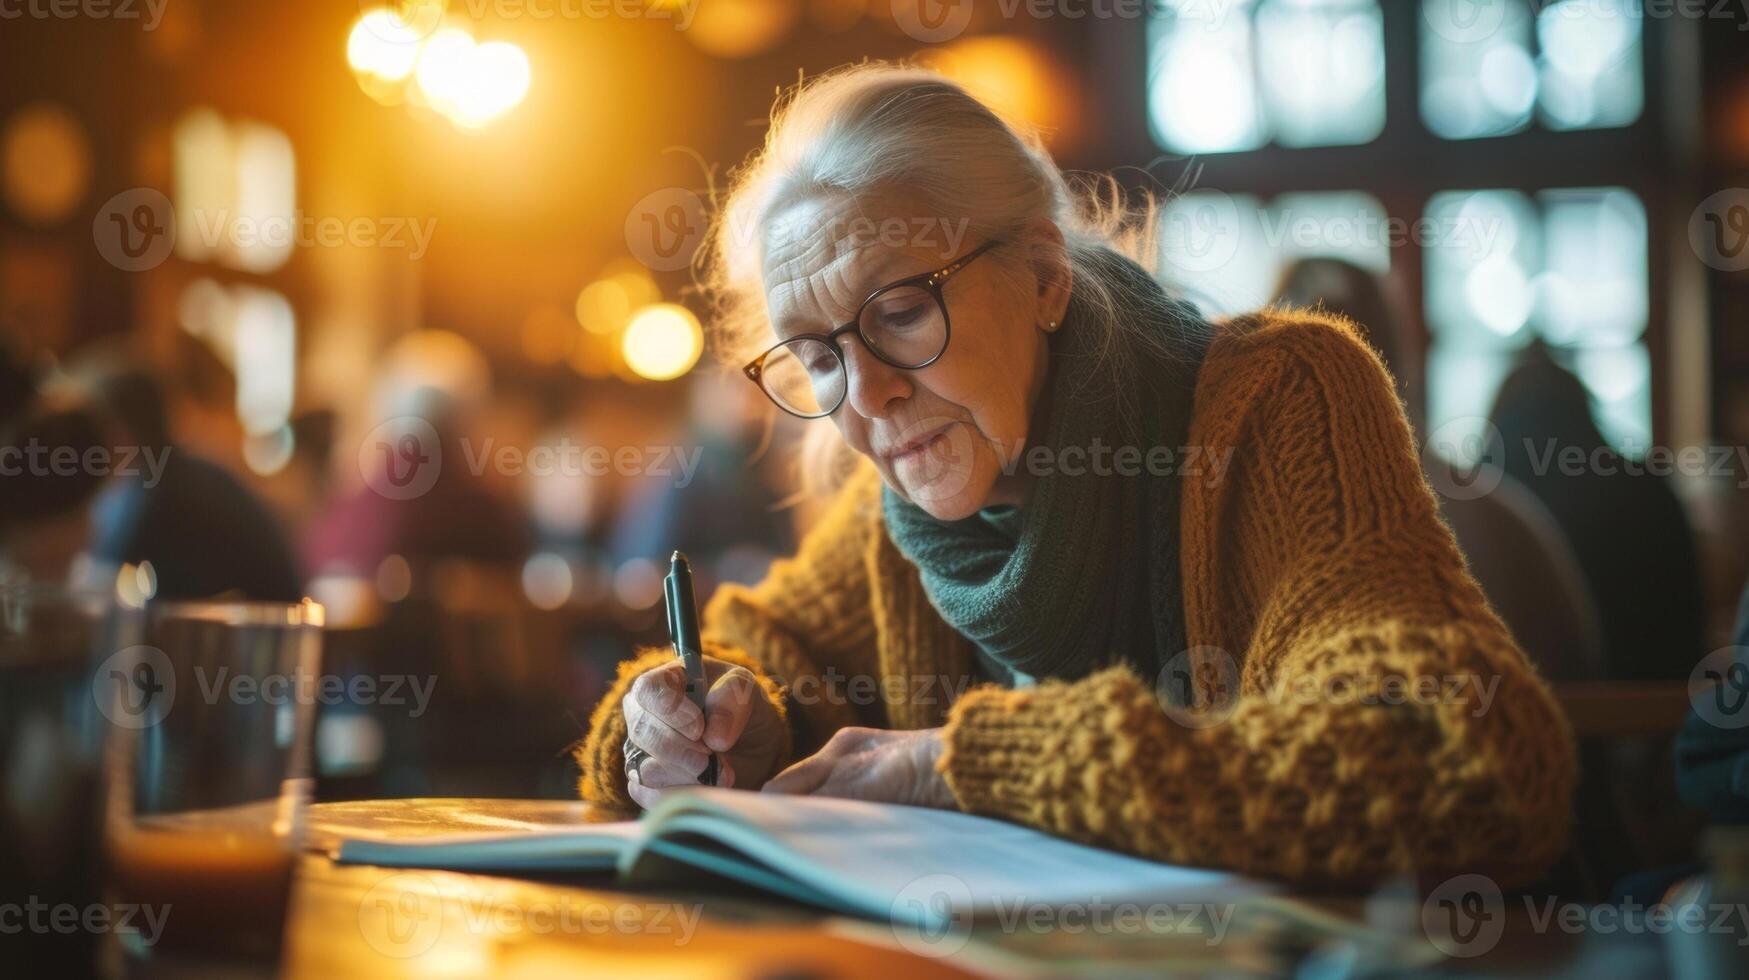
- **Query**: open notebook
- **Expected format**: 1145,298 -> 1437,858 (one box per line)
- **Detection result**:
332,788 -> 1269,930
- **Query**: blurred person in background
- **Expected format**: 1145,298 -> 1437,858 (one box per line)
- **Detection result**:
1488,344 -> 1706,681
304,330 -> 530,582
610,369 -> 795,588
65,347 -> 304,603
1,338 -> 301,601
1274,257 -> 1603,680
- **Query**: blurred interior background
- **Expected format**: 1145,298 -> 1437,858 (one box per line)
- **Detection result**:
1,0 -> 1747,893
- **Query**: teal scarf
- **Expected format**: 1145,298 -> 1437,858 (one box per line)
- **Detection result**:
882,249 -> 1210,685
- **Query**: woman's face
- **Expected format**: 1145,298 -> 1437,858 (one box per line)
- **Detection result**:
761,190 -> 1068,520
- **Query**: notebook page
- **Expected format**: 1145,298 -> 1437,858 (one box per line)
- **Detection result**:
648,789 -> 1267,920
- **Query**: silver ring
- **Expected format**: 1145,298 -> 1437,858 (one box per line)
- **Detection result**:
623,741 -> 650,781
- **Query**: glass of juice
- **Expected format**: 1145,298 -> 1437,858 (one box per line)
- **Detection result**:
0,584 -> 134,977
101,598 -> 324,969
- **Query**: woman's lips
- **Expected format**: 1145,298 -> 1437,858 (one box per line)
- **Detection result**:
883,423 -> 954,466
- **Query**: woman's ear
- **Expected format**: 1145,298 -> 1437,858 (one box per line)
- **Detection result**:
1021,219 -> 1072,333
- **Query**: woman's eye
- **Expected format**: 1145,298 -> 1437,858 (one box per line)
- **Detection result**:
870,300 -> 928,332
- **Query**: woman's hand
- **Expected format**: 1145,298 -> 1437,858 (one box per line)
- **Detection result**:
622,657 -> 785,810
762,726 -> 955,809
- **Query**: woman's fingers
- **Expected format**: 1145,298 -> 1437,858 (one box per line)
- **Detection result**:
626,707 -> 711,776
628,757 -> 725,810
702,667 -> 759,753
630,663 -> 705,740
761,753 -> 831,795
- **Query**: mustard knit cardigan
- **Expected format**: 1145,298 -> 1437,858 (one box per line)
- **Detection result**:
576,309 -> 1576,887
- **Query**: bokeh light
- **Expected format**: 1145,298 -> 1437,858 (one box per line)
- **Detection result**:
1,102 -> 92,226
621,303 -> 704,381
349,12 -> 530,129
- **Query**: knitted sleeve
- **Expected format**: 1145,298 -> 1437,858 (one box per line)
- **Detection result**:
936,313 -> 1576,887
575,466 -> 885,809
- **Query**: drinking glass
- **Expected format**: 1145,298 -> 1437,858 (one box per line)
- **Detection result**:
101,598 -> 324,967
0,585 -> 134,975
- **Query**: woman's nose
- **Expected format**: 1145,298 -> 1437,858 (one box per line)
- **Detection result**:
839,334 -> 911,418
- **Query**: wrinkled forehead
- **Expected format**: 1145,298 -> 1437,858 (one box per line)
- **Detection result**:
759,190 -> 950,336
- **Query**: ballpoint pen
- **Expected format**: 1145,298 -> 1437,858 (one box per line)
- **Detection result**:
664,550 -> 719,786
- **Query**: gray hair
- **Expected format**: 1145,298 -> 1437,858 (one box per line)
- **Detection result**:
702,62 -> 1205,495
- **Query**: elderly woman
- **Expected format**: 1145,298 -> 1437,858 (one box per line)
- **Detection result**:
576,65 -> 1575,886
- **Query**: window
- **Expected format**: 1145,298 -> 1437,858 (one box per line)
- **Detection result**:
1158,191 -> 1390,316
1424,187 -> 1650,454
1148,0 -> 1386,154
1419,0 -> 1643,140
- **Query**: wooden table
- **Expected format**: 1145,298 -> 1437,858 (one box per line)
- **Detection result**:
131,798 -> 1710,978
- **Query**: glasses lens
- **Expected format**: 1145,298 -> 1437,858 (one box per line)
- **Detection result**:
760,338 -> 845,417
859,285 -> 947,367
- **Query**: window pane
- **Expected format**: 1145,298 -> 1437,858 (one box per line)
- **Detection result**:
1536,187 -> 1647,347
1158,191 -> 1389,317
1256,0 -> 1386,147
1424,187 -> 1653,454
1424,189 -> 1540,350
1148,0 -> 1385,153
1425,347 -> 1513,465
1536,0 -> 1644,130
1148,3 -> 1265,154
1568,344 -> 1652,450
1420,0 -> 1537,140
